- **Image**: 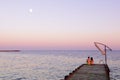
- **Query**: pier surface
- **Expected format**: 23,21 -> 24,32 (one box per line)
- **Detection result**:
64,64 -> 110,80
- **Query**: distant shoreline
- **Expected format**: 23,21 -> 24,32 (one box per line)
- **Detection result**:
0,50 -> 20,52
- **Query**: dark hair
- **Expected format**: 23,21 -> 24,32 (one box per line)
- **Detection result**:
91,57 -> 93,60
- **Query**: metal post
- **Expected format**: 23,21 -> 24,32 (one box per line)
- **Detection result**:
105,45 -> 107,64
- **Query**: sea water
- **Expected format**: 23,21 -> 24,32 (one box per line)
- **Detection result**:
0,50 -> 120,80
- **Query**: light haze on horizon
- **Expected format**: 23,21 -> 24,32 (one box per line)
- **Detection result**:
0,0 -> 120,50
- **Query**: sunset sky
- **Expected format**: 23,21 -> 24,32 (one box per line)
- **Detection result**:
0,0 -> 120,50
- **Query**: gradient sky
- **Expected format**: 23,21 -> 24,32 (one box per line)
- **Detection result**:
0,0 -> 120,50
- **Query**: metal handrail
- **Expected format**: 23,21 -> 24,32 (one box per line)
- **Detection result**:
94,42 -> 112,64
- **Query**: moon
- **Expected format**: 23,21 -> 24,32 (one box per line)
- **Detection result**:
29,9 -> 32,13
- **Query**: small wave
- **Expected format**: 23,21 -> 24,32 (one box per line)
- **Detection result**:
13,77 -> 26,80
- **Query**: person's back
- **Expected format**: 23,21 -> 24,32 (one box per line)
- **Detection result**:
90,57 -> 94,65
86,57 -> 91,65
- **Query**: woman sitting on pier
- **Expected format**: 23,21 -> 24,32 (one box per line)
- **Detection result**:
90,57 -> 94,65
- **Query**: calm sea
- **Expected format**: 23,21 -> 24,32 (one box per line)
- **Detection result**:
0,50 -> 120,80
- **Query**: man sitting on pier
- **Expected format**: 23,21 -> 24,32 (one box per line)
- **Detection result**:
86,57 -> 91,65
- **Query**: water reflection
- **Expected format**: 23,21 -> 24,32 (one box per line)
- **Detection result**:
0,50 -> 119,80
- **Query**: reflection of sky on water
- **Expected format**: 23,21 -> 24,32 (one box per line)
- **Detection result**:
0,50 -> 119,80
0,52 -> 83,80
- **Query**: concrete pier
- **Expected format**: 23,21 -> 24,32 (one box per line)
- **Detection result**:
64,64 -> 110,80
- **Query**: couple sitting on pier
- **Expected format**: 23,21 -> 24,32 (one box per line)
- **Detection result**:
86,57 -> 94,65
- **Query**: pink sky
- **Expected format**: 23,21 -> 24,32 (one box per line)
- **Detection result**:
0,0 -> 120,50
